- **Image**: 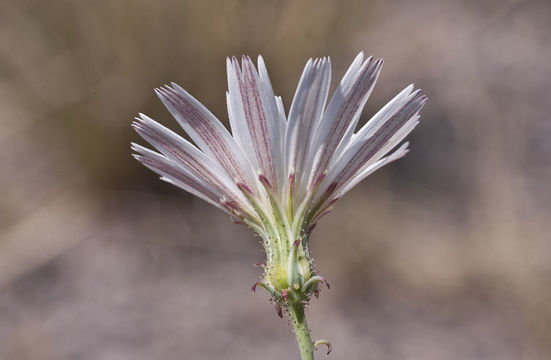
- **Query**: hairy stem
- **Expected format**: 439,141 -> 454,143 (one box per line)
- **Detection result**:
287,301 -> 314,360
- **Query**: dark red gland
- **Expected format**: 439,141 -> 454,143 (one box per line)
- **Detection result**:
281,289 -> 288,301
274,303 -> 283,318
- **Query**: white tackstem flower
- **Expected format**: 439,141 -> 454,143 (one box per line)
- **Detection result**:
131,53 -> 427,360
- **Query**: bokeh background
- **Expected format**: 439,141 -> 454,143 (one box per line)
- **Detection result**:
1,0 -> 550,359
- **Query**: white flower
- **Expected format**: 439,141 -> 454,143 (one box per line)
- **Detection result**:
131,53 -> 426,304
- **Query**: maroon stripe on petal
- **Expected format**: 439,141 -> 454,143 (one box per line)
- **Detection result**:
310,58 -> 383,186
334,93 -> 427,187
134,152 -> 221,205
155,85 -> 250,186
132,116 -> 241,203
237,57 -> 277,185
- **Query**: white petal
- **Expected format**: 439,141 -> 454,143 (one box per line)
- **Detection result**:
226,57 -> 283,189
352,84 -> 415,144
257,55 -> 286,188
309,141 -> 411,224
242,56 -> 282,188
132,114 -> 255,214
131,144 -> 230,214
321,90 -> 426,196
338,141 -> 411,196
285,57 -> 331,196
307,54 -> 383,188
155,83 -> 256,189
226,58 -> 258,169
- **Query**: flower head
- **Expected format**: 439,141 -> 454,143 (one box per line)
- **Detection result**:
131,53 -> 426,307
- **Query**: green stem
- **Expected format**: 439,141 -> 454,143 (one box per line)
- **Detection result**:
287,301 -> 314,360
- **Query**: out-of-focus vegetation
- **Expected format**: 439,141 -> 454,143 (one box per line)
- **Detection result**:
1,0 -> 550,359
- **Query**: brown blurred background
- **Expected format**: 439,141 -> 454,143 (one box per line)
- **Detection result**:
1,0 -> 550,359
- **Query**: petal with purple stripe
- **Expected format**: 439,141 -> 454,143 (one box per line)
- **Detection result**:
232,56 -> 281,189
132,113 -> 257,217
131,143 -> 230,214
307,54 -> 383,188
338,141 -> 411,196
155,83 -> 256,188
285,57 -> 331,197
317,90 -> 427,201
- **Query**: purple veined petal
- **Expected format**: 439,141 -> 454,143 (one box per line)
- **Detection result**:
257,55 -> 286,189
132,113 -> 257,217
226,59 -> 257,169
227,56 -> 282,190
324,85 -> 418,176
306,54 -> 384,189
338,141 -> 411,196
302,52 -> 363,178
285,57 -> 331,198
358,113 -> 420,175
240,56 -> 281,189
155,83 -> 256,189
131,143 -> 232,216
316,91 -> 426,203
308,140 -> 411,224
351,84 -> 416,144
258,56 -> 286,128
330,59 -> 385,163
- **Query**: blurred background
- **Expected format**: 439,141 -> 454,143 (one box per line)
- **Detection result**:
1,0 -> 550,359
